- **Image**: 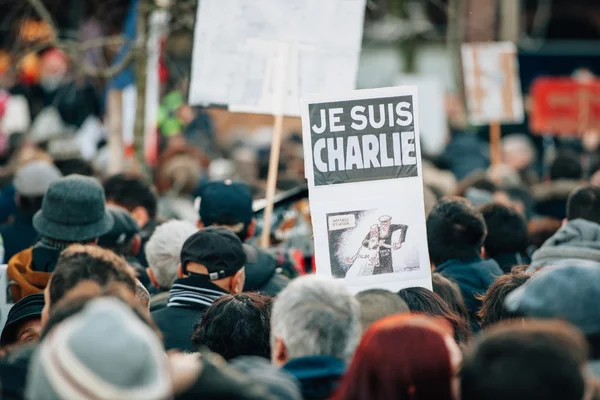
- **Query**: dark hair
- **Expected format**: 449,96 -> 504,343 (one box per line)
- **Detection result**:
567,185 -> 600,225
54,159 -> 94,177
332,315 -> 456,400
480,203 -> 528,267
103,174 -> 157,219
431,273 -> 470,326
42,281 -> 159,340
476,266 -> 531,329
17,195 -> 44,214
49,245 -> 136,308
499,186 -> 534,220
426,197 -> 487,266
460,320 -> 588,400
549,152 -> 583,181
191,293 -> 272,360
355,289 -> 409,331
528,217 -> 562,253
397,287 -> 471,346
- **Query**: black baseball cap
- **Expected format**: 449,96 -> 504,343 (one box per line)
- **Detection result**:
97,206 -> 140,249
181,226 -> 256,280
199,181 -> 253,229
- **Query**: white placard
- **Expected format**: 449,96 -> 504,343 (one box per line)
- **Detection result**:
462,42 -> 524,125
301,86 -> 432,293
189,0 -> 366,116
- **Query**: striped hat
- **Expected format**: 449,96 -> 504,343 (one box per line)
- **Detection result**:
26,298 -> 172,400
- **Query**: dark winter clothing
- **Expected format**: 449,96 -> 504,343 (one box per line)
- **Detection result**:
491,252 -> 530,274
0,212 -> 38,262
244,245 -> 290,296
532,179 -> 581,220
282,356 -> 346,400
0,344 -> 36,400
152,274 -> 228,351
528,219 -> 600,272
436,257 -> 502,331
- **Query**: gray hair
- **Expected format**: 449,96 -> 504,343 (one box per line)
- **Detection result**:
271,275 -> 361,362
145,220 -> 197,289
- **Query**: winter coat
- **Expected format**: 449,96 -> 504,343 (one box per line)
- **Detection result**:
436,257 -> 503,331
528,219 -> 600,272
0,212 -> 38,262
532,180 -> 581,220
283,356 -> 346,400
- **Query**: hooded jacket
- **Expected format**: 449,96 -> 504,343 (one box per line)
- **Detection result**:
6,248 -> 50,302
528,219 -> 600,272
436,257 -> 502,331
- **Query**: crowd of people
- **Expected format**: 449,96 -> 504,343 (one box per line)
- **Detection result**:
0,136 -> 599,400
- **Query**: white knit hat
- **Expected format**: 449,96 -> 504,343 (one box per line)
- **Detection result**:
26,298 -> 172,400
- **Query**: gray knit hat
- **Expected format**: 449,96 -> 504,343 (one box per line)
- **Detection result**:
33,175 -> 113,242
505,264 -> 600,335
26,298 -> 172,400
13,161 -> 62,197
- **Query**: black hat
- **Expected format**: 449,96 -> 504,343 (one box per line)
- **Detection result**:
199,181 -> 253,229
97,206 -> 140,249
1,293 -> 45,345
181,227 -> 255,280
33,175 -> 114,242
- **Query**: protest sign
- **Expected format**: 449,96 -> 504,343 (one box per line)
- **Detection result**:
462,42 -> 524,125
530,77 -> 600,135
302,86 -> 432,293
188,0 -> 365,117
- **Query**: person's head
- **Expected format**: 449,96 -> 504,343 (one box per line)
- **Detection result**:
27,297 -> 172,400
460,320 -> 588,400
398,286 -> 471,345
477,266 -> 531,329
198,180 -> 255,242
270,275 -> 361,366
0,293 -> 45,346
42,245 -> 136,327
378,216 -> 392,237
179,227 -> 250,294
103,173 -> 157,228
427,197 -> 487,267
480,203 -> 528,265
332,314 -> 461,400
97,206 -> 141,257
431,273 -> 470,325
145,220 -> 197,290
38,48 -> 69,92
502,134 -> 536,171
567,185 -> 600,225
33,175 -> 114,243
549,152 -> 583,181
191,293 -> 272,360
505,264 -> 600,337
355,289 -> 409,332
13,160 -> 62,214
492,186 -> 534,220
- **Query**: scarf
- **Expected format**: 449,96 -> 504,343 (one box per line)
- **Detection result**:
167,275 -> 227,309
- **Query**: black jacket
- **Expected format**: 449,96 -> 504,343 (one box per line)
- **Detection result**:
244,245 -> 290,297
0,212 -> 38,263
152,274 -> 228,352
0,344 -> 36,400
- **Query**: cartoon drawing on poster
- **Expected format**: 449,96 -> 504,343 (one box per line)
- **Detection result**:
327,208 -> 420,279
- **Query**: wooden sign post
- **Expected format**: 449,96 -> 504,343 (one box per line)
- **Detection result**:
462,42 -> 525,167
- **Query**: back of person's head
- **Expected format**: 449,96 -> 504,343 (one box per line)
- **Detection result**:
145,220 -> 197,290
54,159 -> 94,177
13,160 -> 62,213
103,173 -> 157,224
460,320 -> 588,400
332,314 -> 460,400
477,266 -> 532,329
432,272 -> 470,325
27,296 -> 171,400
355,289 -> 409,331
493,186 -> 534,220
549,152 -> 583,181
45,245 -> 136,321
480,203 -> 528,260
567,185 -> 600,225
398,286 -> 471,345
426,197 -> 487,266
192,293 -> 272,360
270,275 -> 360,365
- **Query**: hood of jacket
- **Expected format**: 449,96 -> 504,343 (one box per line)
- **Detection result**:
530,219 -> 600,270
7,248 -> 50,302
